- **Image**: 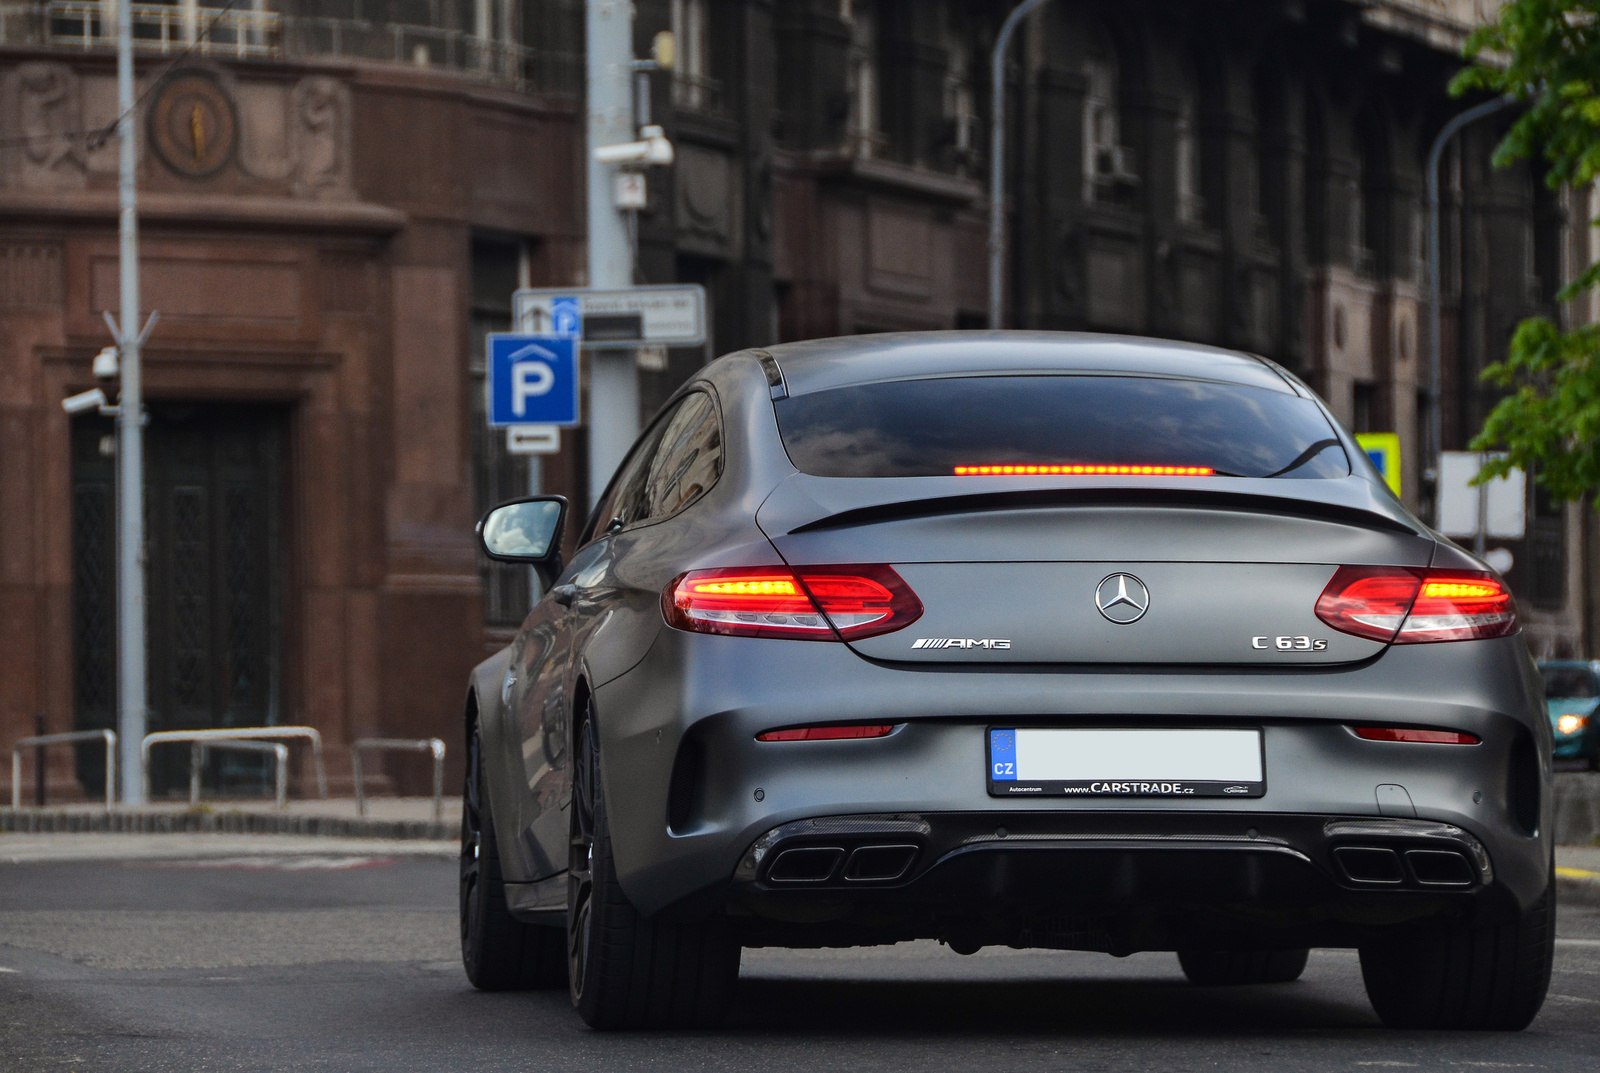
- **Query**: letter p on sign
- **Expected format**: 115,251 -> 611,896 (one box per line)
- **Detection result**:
512,358 -> 554,415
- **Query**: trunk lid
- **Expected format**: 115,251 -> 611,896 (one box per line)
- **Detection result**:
757,478 -> 1434,666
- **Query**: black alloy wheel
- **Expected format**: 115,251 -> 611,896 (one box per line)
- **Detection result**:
1358,863 -> 1555,1030
567,692 -> 741,1029
567,704 -> 599,1002
461,723 -> 565,990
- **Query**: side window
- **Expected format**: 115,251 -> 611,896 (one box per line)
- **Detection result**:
643,392 -> 722,520
587,412 -> 675,541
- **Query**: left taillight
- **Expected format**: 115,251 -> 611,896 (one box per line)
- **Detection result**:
1314,566 -> 1517,644
663,564 -> 922,641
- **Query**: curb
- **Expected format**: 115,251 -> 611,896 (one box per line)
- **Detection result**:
1558,866 -> 1600,908
1554,773 -> 1600,845
0,808 -> 452,842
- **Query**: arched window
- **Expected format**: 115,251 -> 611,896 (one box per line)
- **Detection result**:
1083,24 -> 1133,203
1175,55 -> 1203,225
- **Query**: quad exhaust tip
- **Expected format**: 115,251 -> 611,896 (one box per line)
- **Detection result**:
1332,845 -> 1476,888
765,843 -> 919,885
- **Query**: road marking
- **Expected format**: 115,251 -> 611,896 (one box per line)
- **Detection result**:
148,855 -> 395,871
1547,993 -> 1599,1005
1556,865 -> 1599,879
0,967 -> 17,973
1555,938 -> 1600,948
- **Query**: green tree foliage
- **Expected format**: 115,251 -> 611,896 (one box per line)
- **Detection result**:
1453,0 -> 1600,499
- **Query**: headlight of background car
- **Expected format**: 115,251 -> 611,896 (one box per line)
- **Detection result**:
1558,714 -> 1589,736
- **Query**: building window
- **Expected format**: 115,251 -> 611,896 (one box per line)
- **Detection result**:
1083,25 -> 1135,203
1350,167 -> 1372,276
1355,119 -> 1384,277
671,0 -> 720,113
842,0 -> 885,158
942,11 -> 978,172
1175,57 -> 1203,226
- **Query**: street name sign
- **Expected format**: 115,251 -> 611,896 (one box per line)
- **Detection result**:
486,334 -> 579,428
512,284 -> 706,347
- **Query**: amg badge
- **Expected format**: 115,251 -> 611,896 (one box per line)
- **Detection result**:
911,638 -> 1012,650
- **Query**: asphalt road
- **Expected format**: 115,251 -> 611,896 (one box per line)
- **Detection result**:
1,844 -> 1598,1072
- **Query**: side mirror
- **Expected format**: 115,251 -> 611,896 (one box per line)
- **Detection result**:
477,497 -> 567,583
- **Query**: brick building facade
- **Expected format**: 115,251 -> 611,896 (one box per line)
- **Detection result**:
1,0 -> 1591,802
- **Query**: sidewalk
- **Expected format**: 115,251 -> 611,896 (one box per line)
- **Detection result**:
0,831 -> 456,864
0,796 -> 461,841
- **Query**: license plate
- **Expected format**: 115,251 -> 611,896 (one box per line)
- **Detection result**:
987,728 -> 1265,798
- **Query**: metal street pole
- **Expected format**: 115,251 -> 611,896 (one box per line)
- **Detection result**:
585,0 -> 639,508
115,0 -> 148,804
988,0 -> 1054,329
1425,94 -> 1514,525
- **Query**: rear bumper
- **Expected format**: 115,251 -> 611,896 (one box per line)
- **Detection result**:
723,809 -> 1518,951
591,629 -> 1551,933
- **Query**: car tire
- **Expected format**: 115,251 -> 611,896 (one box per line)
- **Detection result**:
1358,870 -> 1554,1030
461,726 -> 568,991
1178,948 -> 1309,985
567,697 -> 740,1030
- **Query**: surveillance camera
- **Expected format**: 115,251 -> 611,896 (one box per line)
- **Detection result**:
61,388 -> 109,415
92,346 -> 119,379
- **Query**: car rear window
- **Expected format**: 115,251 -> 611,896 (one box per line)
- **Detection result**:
1542,666 -> 1598,699
773,375 -> 1350,479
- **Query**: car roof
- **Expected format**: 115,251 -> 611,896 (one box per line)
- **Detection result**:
762,331 -> 1299,398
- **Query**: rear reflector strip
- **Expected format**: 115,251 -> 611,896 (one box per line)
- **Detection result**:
757,725 -> 896,742
1351,726 -> 1481,745
952,464 -> 1215,477
1314,566 -> 1517,644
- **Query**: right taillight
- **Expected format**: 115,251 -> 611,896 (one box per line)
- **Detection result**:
1316,566 -> 1517,644
663,564 -> 922,641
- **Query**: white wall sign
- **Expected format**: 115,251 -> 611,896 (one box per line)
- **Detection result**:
1437,451 -> 1526,540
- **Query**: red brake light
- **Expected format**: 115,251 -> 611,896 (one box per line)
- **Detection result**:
952,464 -> 1214,476
1315,567 -> 1516,644
664,565 -> 922,641
1402,574 -> 1517,643
1352,726 -> 1481,745
757,724 -> 895,741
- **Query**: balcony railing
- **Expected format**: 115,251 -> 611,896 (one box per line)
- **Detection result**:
1,2 -> 580,97
45,1 -> 278,58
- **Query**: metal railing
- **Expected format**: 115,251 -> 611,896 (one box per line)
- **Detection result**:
10,729 -> 116,812
142,726 -> 326,802
13,2 -> 583,96
351,737 -> 446,822
45,1 -> 279,58
187,739 -> 288,809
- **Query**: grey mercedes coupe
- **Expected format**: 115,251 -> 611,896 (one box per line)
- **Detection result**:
460,331 -> 1553,1032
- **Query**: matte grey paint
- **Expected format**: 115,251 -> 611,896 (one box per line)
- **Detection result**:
464,332 -> 1551,946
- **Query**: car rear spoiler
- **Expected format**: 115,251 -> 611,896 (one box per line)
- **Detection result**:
766,481 -> 1425,538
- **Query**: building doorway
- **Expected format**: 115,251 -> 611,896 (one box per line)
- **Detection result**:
72,404 -> 286,797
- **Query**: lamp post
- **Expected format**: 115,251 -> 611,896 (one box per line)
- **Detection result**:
988,0 -> 1056,329
114,0 -> 148,805
1425,94 -> 1515,522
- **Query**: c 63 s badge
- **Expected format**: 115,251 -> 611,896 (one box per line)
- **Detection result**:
1253,635 -> 1329,651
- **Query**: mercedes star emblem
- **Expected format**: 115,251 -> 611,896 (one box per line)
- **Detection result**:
1095,573 -> 1150,624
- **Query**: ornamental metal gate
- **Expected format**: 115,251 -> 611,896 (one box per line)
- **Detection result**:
71,404 -> 285,796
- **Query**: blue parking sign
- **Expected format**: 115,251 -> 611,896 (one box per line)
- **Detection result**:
486,334 -> 579,427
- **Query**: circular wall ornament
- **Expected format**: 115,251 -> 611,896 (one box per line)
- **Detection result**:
148,71 -> 237,178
